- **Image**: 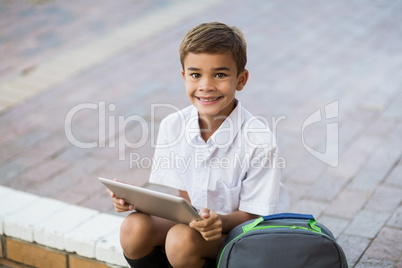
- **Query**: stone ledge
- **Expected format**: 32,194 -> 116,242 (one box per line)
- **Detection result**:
0,185 -> 127,267
1,236 -> 116,268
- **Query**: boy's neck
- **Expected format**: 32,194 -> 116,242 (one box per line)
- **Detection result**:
197,99 -> 238,142
198,116 -> 225,142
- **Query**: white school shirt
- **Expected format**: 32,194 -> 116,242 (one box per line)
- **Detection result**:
149,100 -> 289,216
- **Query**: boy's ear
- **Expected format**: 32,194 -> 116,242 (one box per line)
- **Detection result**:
236,69 -> 249,91
181,69 -> 186,81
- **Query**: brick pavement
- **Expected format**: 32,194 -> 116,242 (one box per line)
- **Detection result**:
1,0 -> 402,267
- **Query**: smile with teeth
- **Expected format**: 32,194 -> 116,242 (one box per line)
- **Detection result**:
197,96 -> 221,102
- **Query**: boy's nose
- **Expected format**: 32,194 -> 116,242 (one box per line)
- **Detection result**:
199,77 -> 216,91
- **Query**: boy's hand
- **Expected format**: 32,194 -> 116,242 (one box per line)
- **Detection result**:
107,188 -> 134,213
189,208 -> 222,241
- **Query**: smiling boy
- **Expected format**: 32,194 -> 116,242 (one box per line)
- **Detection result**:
109,22 -> 288,268
183,52 -> 247,142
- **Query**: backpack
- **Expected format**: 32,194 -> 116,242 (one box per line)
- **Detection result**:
217,213 -> 348,268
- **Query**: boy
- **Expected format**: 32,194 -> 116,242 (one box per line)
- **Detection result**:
108,22 -> 288,268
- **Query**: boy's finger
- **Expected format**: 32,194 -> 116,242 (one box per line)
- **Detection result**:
199,208 -> 210,219
112,197 -> 123,205
113,197 -> 128,207
191,221 -> 217,233
189,221 -> 207,232
201,230 -> 221,241
114,203 -> 133,212
106,188 -> 115,198
190,219 -> 208,229
112,197 -> 133,209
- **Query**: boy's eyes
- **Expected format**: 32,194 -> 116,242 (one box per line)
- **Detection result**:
191,73 -> 201,79
189,73 -> 227,79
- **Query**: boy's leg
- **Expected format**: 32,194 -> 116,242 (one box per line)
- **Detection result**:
165,223 -> 227,268
124,247 -> 168,267
120,212 -> 176,267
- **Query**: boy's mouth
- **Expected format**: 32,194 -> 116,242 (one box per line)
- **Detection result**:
196,96 -> 222,102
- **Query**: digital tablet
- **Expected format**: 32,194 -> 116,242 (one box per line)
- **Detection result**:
98,177 -> 202,224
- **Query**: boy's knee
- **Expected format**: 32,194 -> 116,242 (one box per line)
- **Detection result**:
121,212 -> 152,237
165,224 -> 200,266
120,213 -> 154,256
166,224 -> 192,249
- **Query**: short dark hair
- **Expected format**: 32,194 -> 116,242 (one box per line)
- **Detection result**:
179,22 -> 247,76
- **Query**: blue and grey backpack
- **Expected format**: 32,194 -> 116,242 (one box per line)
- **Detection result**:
217,213 -> 348,267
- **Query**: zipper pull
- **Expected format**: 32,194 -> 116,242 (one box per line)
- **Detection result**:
242,217 -> 264,233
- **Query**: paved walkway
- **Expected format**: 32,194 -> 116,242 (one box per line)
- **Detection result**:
1,0 -> 401,267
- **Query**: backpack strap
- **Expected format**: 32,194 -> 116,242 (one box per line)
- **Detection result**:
262,213 -> 315,221
242,213 -> 316,233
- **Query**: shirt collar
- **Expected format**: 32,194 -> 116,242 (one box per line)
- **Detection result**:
187,106 -> 201,143
186,99 -> 244,150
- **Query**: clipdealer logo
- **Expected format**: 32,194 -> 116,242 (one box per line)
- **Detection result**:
301,101 -> 339,167
64,101 -> 339,167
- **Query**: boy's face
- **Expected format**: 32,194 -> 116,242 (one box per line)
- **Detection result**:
181,52 -> 248,121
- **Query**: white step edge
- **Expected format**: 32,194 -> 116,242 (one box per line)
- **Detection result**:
0,185 -> 127,267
